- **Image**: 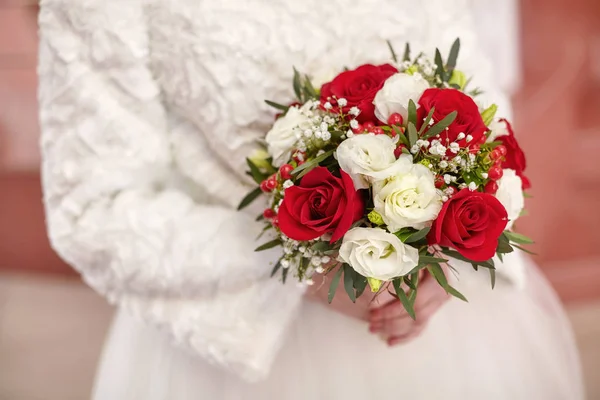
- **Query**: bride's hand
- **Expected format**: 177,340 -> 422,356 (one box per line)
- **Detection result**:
368,269 -> 449,346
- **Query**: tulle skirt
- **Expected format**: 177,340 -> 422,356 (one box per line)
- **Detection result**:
92,254 -> 584,400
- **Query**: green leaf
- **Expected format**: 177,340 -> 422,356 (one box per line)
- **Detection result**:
471,263 -> 479,271
480,104 -> 498,126
446,38 -> 460,71
386,40 -> 398,63
407,122 -> 418,148
434,48 -> 445,79
246,158 -> 267,184
513,244 -> 537,255
401,147 -> 411,155
403,275 -> 416,290
393,126 -> 409,146
407,99 -> 417,125
328,267 -> 344,303
418,107 -> 436,135
489,268 -> 496,289
343,264 -> 356,303
303,75 -> 318,99
237,187 -> 262,210
264,99 -> 289,112
311,241 -> 330,253
421,111 -> 458,140
293,68 -> 302,101
256,223 -> 273,240
255,239 -> 281,252
446,284 -> 468,302
255,214 -> 265,222
419,255 -> 448,265
496,239 -> 514,254
291,149 -> 334,176
282,264 -> 289,283
353,272 -> 368,298
394,227 -> 416,242
408,272 -> 420,302
496,252 -> 504,262
442,249 -> 472,263
270,259 -> 282,277
427,264 -> 449,287
402,42 -> 411,62
404,226 -> 431,244
504,231 -> 535,245
393,279 -> 416,320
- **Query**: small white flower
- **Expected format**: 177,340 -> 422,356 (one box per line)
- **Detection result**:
338,227 -> 419,280
466,135 -> 473,143
429,118 -> 435,126
305,279 -> 315,286
321,256 -> 331,264
458,183 -> 468,189
311,256 -> 322,265
481,172 -> 489,179
495,169 -> 524,230
316,149 -> 325,157
349,106 -> 361,116
468,182 -> 477,191
350,119 -> 359,129
442,195 -> 449,202
439,160 -> 449,168
303,129 -> 313,138
324,102 -> 332,110
410,145 -> 420,154
373,72 -> 429,123
315,266 -> 325,274
281,259 -> 290,268
282,180 -> 294,189
444,174 -> 454,185
449,143 -> 460,154
298,246 -> 306,253
337,98 -> 348,107
322,131 -> 331,141
314,131 -> 323,139
457,132 -> 466,140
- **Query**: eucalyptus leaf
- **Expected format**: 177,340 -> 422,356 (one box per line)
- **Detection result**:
237,187 -> 262,210
408,100 -> 417,125
393,279 -> 416,320
394,227 -> 416,242
442,249 -> 472,263
401,147 -> 411,155
256,223 -> 273,240
293,68 -> 302,101
264,99 -> 289,112
496,239 -> 514,254
403,275 -> 416,290
404,227 -> 431,244
427,264 -> 448,288
419,255 -> 448,265
489,268 -> 496,289
291,149 -> 334,176
434,48 -> 445,79
270,259 -> 282,277
505,231 -> 535,245
418,107 -> 436,135
246,158 -> 267,184
255,214 -> 265,222
353,272 -> 368,298
343,264 -> 356,303
386,40 -> 398,63
513,244 -> 537,255
407,122 -> 418,148
282,264 -> 289,283
328,267 -> 344,303
303,74 -> 318,98
311,241 -> 330,253
446,38 -> 460,71
393,126 -> 409,146
255,239 -> 281,252
446,284 -> 468,302
402,42 -> 411,62
421,111 -> 458,140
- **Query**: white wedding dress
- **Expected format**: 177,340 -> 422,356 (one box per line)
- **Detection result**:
38,0 -> 584,399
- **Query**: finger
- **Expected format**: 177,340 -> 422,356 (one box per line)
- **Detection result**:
387,323 -> 428,346
369,283 -> 448,323
377,298 -> 443,338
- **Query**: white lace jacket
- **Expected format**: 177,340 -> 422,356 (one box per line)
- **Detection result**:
38,0 -> 520,382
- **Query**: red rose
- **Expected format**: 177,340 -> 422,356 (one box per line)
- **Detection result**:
428,189 -> 508,262
278,167 -> 364,242
498,119 -> 530,189
320,64 -> 397,123
417,88 -> 487,152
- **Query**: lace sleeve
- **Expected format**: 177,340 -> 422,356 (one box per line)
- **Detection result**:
38,0 -> 304,380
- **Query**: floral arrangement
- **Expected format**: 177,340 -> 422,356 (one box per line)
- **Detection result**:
239,39 -> 533,318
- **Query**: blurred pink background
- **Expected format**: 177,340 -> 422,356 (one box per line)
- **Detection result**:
1,0 -> 599,302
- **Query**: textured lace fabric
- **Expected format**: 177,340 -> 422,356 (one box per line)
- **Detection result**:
38,0 -> 508,381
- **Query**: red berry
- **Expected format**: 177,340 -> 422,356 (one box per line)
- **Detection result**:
264,176 -> 278,191
260,180 -> 271,192
279,164 -> 294,180
263,208 -> 276,219
469,144 -> 480,154
496,145 -> 507,156
488,166 -> 503,181
387,113 -> 403,126
435,176 -> 445,188
478,135 -> 487,145
351,123 -> 364,134
363,121 -> 375,131
484,181 -> 498,194
490,148 -> 503,160
271,216 -> 279,227
394,145 -> 406,158
372,127 -> 385,135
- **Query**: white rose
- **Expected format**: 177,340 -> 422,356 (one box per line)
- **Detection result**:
373,73 -> 429,124
495,169 -> 524,230
265,104 -> 313,166
336,134 -> 411,189
486,118 -> 509,143
338,227 -> 419,280
373,159 -> 442,231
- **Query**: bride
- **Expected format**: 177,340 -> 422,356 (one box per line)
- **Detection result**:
38,0 -> 584,398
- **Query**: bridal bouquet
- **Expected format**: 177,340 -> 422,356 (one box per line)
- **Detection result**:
239,39 -> 533,317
